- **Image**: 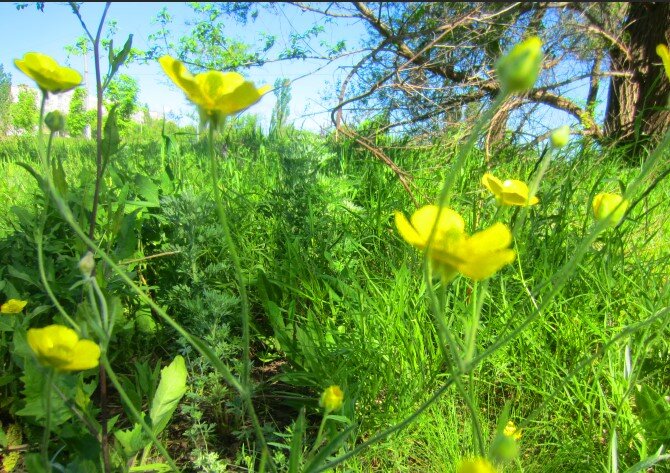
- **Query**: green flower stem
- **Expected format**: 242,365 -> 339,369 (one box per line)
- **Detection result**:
100,356 -> 179,471
424,91 -> 509,253
206,123 -> 275,472
46,131 -> 54,170
512,146 -> 555,237
35,218 -> 80,331
424,265 -> 459,369
307,412 -> 331,460
41,368 -> 54,472
207,124 -> 251,388
420,92 -> 508,457
90,276 -> 110,337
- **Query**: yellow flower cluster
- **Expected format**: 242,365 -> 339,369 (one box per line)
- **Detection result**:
27,324 -> 100,372
395,205 -> 515,281
503,420 -> 522,440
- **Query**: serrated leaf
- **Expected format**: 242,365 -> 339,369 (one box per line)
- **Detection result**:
135,175 -> 159,205
149,355 -> 187,435
115,421 -> 149,458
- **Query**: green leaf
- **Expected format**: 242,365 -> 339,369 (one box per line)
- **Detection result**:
149,355 -> 187,435
106,34 -> 133,86
288,407 -> 306,473
135,175 -> 160,205
115,421 -> 149,458
634,384 -> 670,445
101,105 -> 121,164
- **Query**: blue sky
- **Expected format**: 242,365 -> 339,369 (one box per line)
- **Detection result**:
1,2 -> 365,131
1,3 -> 602,136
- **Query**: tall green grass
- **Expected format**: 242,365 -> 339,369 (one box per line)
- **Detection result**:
0,118 -> 668,471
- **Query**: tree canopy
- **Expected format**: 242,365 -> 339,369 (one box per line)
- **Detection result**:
146,2 -> 670,152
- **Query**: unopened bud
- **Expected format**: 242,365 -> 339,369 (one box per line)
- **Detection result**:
496,36 -> 543,93
550,125 -> 570,148
78,251 -> 95,276
593,193 -> 628,227
45,110 -> 65,133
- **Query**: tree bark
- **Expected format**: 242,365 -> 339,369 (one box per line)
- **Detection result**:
604,2 -> 670,147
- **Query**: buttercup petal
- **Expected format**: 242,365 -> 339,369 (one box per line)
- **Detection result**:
482,173 -> 504,196
64,340 -> 101,371
15,52 -> 82,93
395,211 -> 425,248
458,248 -> 516,281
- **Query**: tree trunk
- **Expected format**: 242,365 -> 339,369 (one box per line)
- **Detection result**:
604,2 -> 670,149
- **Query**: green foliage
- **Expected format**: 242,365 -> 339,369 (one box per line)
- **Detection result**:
66,87 -> 91,137
10,86 -> 38,134
269,78 -> 291,138
104,74 -> 139,126
0,64 -> 12,135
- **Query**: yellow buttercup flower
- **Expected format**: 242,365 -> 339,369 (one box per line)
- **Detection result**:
14,52 -> 82,94
395,205 -> 515,281
504,420 -> 522,440
496,36 -> 543,93
1,299 -> 28,314
158,55 -> 270,125
482,173 -> 539,206
592,192 -> 628,227
319,385 -> 344,412
27,324 -> 100,372
456,457 -> 498,473
657,44 -> 670,80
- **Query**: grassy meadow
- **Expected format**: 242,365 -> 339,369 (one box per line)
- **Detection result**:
1,108 -> 669,472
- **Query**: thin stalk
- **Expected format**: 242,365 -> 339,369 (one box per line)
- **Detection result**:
85,282 -> 111,472
206,124 -> 275,472
42,368 -> 54,472
85,2 -> 111,241
307,413 -> 331,459
512,145 -> 554,237
35,219 -> 80,331
207,124 -> 251,389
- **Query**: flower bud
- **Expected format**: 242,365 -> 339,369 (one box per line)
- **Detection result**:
657,44 -> 670,80
496,36 -> 543,93
550,125 -> 570,148
319,385 -> 344,412
45,110 -> 65,133
78,251 -> 95,276
593,193 -> 628,227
